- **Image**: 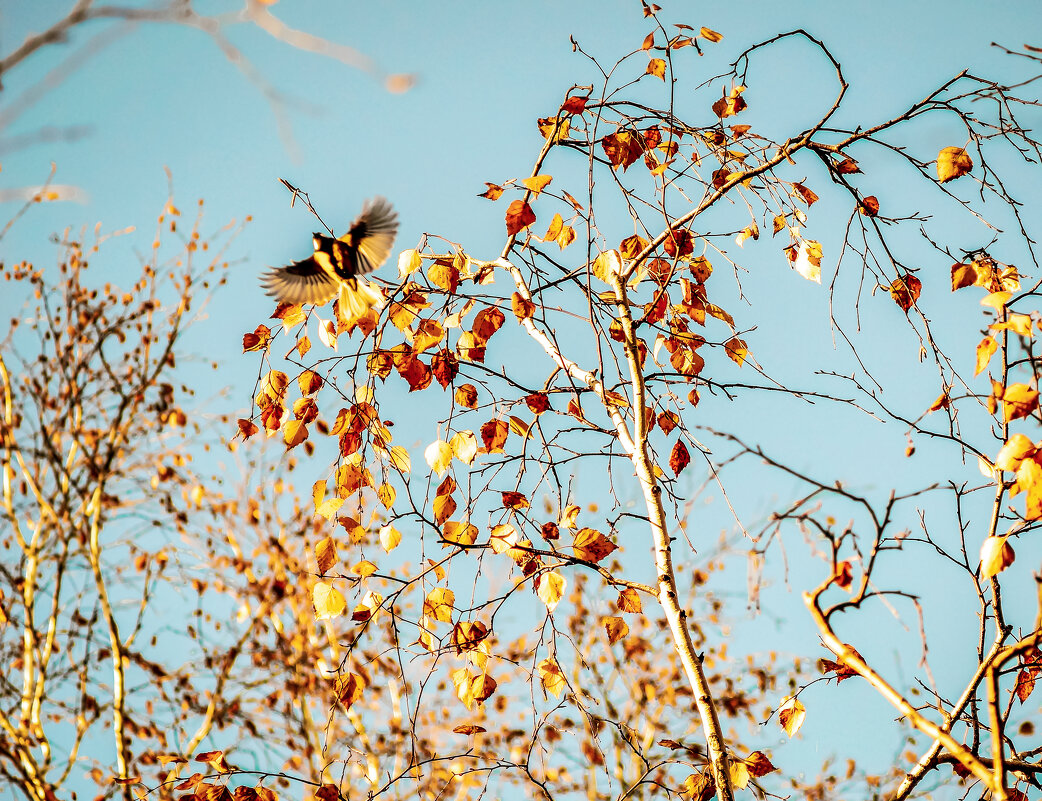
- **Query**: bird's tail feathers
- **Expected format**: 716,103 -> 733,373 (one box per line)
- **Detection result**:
337,278 -> 386,324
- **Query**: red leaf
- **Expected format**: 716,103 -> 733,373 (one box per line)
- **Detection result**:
505,200 -> 536,236
431,349 -> 459,388
525,393 -> 551,414
669,440 -> 691,475
480,419 -> 509,452
562,95 -> 588,115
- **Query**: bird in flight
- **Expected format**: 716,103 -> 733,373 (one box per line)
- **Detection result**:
261,197 -> 398,315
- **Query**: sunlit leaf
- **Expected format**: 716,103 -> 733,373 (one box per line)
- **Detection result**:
537,571 -> 566,611
603,616 -> 629,644
937,146 -> 973,183
380,525 -> 402,553
778,696 -> 806,737
315,536 -> 338,574
312,581 -> 346,620
424,439 -> 453,477
980,535 -> 1015,578
538,658 -> 567,698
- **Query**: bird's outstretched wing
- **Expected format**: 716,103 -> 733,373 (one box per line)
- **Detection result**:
261,197 -> 398,307
260,255 -> 340,305
326,196 -> 399,279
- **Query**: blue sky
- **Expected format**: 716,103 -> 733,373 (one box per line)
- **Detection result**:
4,0 -> 1042,794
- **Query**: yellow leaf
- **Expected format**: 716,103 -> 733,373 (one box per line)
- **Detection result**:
778,696 -> 806,737
397,248 -> 422,280
735,223 -> 758,247
388,445 -> 411,473
315,536 -> 338,574
996,434 -> 1035,472
1002,383 -> 1039,422
380,525 -> 402,553
423,587 -> 455,623
699,26 -> 723,42
489,524 -> 518,554
603,616 -> 629,644
542,212 -> 563,242
937,146 -> 973,183
508,415 -> 531,438
646,58 -> 666,80
522,174 -> 553,195
980,535 -> 1015,578
377,482 -> 396,509
724,337 -> 747,366
975,336 -> 998,376
282,419 -> 308,448
559,504 -> 581,529
728,760 -> 750,790
312,581 -> 346,620
537,571 -> 566,611
450,430 -> 478,465
538,658 -> 567,698
316,316 -> 338,350
792,240 -> 822,283
352,560 -> 378,577
981,291 -> 1011,311
424,439 -> 453,477
443,519 -> 478,546
316,497 -> 345,520
592,250 -> 622,283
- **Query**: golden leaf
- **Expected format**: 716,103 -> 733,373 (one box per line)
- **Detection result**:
980,535 -> 1015,578
380,525 -> 402,553
397,248 -> 422,280
450,430 -> 478,465
537,571 -> 566,611
312,581 -> 346,620
538,658 -> 567,698
996,433 -> 1035,472
778,696 -> 806,737
646,58 -> 666,80
937,146 -> 973,183
975,336 -> 998,376
315,536 -> 338,574
603,616 -> 629,644
424,439 -> 453,477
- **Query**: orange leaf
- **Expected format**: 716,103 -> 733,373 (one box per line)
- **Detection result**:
646,58 -> 666,80
505,200 -> 536,236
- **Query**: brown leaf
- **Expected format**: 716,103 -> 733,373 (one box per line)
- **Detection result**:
502,491 -> 530,510
505,200 -> 537,236
858,195 -> 880,216
601,130 -> 644,170
453,724 -> 487,735
478,183 -> 504,200
792,182 -> 819,206
512,292 -> 535,321
951,262 -> 978,290
603,616 -> 629,644
572,528 -> 618,563
712,85 -> 747,119
889,273 -> 922,312
455,384 -> 478,408
480,419 -> 509,452
562,95 -> 588,114
670,440 -> 691,475
242,324 -> 271,353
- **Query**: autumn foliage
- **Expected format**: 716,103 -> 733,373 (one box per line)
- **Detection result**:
7,6 -> 1042,801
